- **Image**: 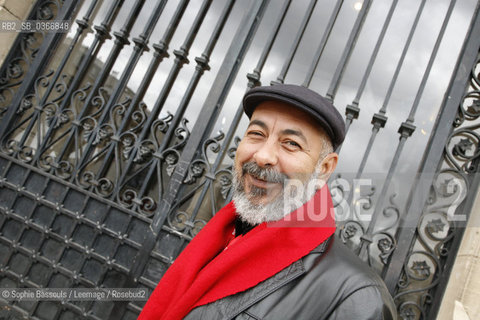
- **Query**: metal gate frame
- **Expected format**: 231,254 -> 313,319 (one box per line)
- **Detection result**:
383,4 -> 480,317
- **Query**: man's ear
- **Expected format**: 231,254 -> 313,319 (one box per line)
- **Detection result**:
315,153 -> 338,188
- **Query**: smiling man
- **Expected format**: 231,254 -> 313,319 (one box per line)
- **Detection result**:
139,84 -> 397,320
232,99 -> 338,226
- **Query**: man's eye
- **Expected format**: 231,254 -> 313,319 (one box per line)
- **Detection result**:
247,131 -> 263,137
284,140 -> 301,149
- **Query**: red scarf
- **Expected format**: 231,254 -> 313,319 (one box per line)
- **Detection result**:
138,186 -> 336,320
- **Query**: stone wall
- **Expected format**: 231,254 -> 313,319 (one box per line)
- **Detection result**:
437,189 -> 480,320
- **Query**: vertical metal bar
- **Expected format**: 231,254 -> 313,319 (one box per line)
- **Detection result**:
96,15 -> 169,184
407,0 -> 457,123
0,0 -> 70,119
357,129 -> 411,260
155,0 -> 236,155
351,0 -> 426,180
344,0 -> 398,132
0,0 -> 46,80
13,0 -> 99,155
303,0 -> 344,87
116,0 -> 213,199
45,0 -> 143,180
128,0 -> 219,205
46,0 -> 136,165
31,0 -> 124,165
326,0 -> 372,101
0,0 -> 80,139
383,1 -> 480,293
248,0 -> 291,86
74,0 -> 173,181
358,0 -> 457,260
92,0 -> 190,200
271,0 -> 317,85
342,0 -> 422,213
379,0 -> 426,116
126,0 -> 237,208
74,0 -> 148,175
361,0 -> 456,253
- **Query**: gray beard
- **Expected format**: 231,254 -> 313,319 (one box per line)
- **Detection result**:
232,162 -> 322,225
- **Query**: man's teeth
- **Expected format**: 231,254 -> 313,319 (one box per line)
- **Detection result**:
255,176 -> 271,183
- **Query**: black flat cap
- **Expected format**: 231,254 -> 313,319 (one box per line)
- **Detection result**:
243,84 -> 345,149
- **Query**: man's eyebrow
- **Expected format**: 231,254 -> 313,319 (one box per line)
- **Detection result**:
247,120 -> 308,145
247,119 -> 268,130
281,128 -> 307,144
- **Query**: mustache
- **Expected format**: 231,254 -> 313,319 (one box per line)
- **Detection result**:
242,162 -> 288,184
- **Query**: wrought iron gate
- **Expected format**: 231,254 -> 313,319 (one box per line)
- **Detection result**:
1,0 -> 480,319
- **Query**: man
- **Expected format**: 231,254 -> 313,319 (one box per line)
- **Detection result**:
139,84 -> 397,319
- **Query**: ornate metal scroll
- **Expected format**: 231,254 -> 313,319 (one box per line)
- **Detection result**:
335,0 -> 457,274
0,0 -> 64,120
393,54 -> 480,320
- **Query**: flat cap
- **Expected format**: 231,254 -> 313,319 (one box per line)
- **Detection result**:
243,84 -> 345,149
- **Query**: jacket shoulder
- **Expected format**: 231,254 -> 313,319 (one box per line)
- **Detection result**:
306,237 -> 386,289
247,237 -> 397,319
295,237 -> 398,319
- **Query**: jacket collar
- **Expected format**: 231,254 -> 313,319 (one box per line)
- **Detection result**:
187,238 -> 332,319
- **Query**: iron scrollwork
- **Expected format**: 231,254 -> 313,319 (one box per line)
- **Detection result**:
116,112 -> 191,216
333,175 -> 399,270
393,56 -> 480,319
0,0 -> 62,119
167,131 -> 236,238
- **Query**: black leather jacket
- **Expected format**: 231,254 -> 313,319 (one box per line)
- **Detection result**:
184,237 -> 397,319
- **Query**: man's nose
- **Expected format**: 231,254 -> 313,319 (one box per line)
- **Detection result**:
253,140 -> 278,167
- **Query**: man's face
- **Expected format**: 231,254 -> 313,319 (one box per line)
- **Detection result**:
234,101 -> 328,206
